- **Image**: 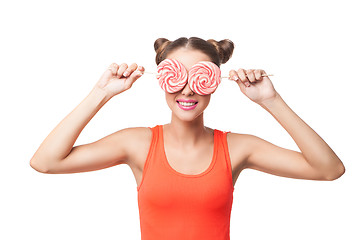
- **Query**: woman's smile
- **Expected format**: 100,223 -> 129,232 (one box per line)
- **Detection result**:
175,98 -> 199,110
177,100 -> 199,110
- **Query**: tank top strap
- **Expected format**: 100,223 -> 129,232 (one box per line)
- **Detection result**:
136,125 -> 160,192
217,129 -> 234,191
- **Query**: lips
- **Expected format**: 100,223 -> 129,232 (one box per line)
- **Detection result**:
176,99 -> 198,103
177,101 -> 198,110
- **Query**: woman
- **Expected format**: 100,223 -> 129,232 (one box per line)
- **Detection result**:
30,37 -> 345,239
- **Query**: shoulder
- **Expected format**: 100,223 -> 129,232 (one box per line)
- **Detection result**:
225,131 -> 262,169
119,126 -> 153,149
226,131 -> 262,149
111,126 -> 153,165
120,126 -> 153,140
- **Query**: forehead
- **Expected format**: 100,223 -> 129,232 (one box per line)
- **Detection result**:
166,48 -> 212,70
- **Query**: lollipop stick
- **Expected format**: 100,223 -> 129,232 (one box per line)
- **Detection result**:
221,74 -> 273,79
144,72 -> 274,79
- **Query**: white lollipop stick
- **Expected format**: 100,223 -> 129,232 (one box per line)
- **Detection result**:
143,71 -> 274,79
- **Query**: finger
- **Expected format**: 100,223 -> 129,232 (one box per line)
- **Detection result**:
260,69 -> 269,78
108,63 -> 119,75
254,69 -> 263,80
237,68 -> 251,87
246,69 -> 256,83
116,63 -> 128,78
137,65 -> 145,73
124,69 -> 143,89
122,63 -> 138,78
228,69 -> 240,82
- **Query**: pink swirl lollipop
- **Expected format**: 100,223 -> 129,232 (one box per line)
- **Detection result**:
189,61 -> 221,95
156,59 -> 188,93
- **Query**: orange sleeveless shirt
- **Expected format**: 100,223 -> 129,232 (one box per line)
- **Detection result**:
137,125 -> 234,240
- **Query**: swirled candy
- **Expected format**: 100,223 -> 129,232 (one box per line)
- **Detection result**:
188,61 -> 221,95
156,58 -> 222,95
156,59 -> 188,93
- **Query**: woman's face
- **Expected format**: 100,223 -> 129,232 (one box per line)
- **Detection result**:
164,48 -> 213,122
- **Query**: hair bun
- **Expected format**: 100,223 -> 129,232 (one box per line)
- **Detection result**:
154,38 -> 172,64
207,39 -> 235,64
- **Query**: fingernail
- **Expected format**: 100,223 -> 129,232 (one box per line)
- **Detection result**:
232,76 -> 239,81
123,71 -> 129,77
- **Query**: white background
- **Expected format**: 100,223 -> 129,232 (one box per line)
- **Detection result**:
1,0 -> 359,239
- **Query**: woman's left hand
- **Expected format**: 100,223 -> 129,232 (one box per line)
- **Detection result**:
229,68 -> 278,105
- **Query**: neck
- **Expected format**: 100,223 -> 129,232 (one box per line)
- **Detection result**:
165,112 -> 210,147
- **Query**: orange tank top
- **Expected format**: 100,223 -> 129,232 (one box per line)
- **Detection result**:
137,125 -> 234,240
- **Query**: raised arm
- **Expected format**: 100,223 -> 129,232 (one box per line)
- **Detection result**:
251,93 -> 345,180
30,62 -> 144,173
228,68 -> 345,181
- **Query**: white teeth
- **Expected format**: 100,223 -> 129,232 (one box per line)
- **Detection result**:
178,101 -> 196,106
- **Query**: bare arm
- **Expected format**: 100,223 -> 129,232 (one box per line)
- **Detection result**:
229,68 -> 345,181
248,93 -> 345,180
30,62 -> 144,173
233,93 -> 345,181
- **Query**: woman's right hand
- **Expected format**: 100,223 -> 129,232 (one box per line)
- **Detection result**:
94,62 -> 145,98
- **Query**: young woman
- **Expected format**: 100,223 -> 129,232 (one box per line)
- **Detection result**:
30,37 -> 345,240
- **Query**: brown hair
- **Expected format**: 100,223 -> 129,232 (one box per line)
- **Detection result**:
154,37 -> 235,67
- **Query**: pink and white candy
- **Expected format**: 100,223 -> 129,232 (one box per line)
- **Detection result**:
156,59 -> 188,93
188,61 -> 221,95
